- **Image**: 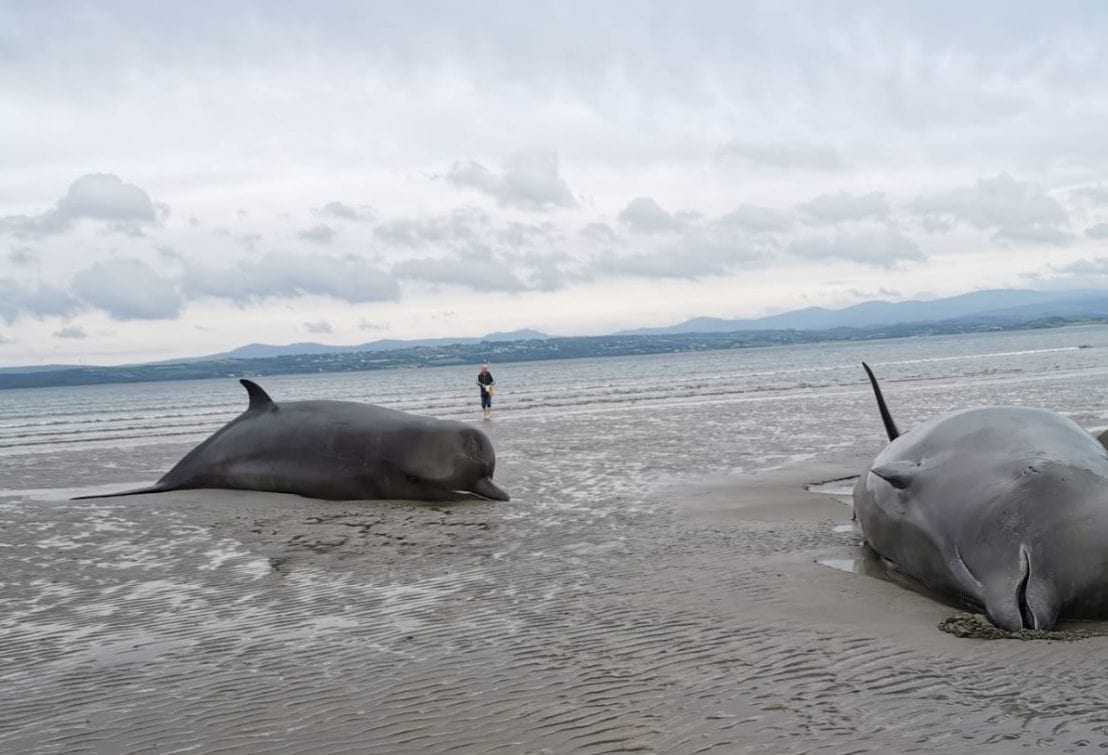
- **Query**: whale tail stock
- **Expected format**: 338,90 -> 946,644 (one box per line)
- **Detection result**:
862,362 -> 900,442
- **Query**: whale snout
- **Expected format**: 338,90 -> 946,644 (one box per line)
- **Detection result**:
469,477 -> 510,501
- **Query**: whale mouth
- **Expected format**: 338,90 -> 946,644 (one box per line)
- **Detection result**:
467,477 -> 510,501
1017,548 -> 1036,629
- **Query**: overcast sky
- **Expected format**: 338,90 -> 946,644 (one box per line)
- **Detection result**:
3,1 -> 1108,366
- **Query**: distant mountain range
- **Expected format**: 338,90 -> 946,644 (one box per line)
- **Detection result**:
201,289 -> 1108,359
619,289 -> 1108,335
207,328 -> 552,360
5,289 -> 1108,377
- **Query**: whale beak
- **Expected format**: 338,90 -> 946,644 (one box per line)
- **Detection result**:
470,477 -> 510,501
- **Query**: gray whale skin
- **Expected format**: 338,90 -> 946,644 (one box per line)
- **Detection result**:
855,363 -> 1108,631
75,379 -> 509,503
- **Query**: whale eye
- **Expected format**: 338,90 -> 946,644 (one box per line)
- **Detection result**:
869,461 -> 918,490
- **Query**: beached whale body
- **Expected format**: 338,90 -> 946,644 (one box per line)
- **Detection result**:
76,379 -> 509,502
854,363 -> 1108,631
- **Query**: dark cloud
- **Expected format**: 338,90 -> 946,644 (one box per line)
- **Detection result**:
617,197 -> 680,234
719,204 -> 793,233
718,141 -> 843,171
909,173 -> 1071,245
1,174 -> 162,237
298,223 -> 336,244
358,318 -> 387,331
445,148 -> 575,211
53,325 -> 88,339
71,258 -> 183,320
796,191 -> 890,224
316,201 -> 374,222
303,320 -> 333,334
1085,223 -> 1108,239
787,229 -> 925,267
182,250 -> 399,304
0,279 -> 82,324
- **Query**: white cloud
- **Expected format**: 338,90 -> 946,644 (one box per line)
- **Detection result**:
1,174 -> 162,237
787,229 -> 924,268
315,201 -> 373,222
445,148 -> 575,211
796,191 -> 890,225
181,250 -> 399,304
54,325 -> 88,339
719,205 -> 793,233
617,197 -> 680,234
1086,223 -> 1108,239
71,258 -> 182,320
303,320 -> 333,334
0,279 -> 81,324
298,223 -> 336,244
718,141 -> 842,171
910,173 -> 1072,245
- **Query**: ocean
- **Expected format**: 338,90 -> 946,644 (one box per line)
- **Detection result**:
4,325 -> 1108,494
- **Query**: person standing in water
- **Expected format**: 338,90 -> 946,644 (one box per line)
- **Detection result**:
477,364 -> 496,420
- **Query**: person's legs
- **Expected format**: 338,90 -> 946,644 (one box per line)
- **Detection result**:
481,391 -> 491,419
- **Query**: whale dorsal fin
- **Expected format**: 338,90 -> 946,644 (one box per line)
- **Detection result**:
240,379 -> 276,412
862,362 -> 900,442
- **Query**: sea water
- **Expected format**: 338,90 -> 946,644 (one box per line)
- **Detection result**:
4,325 -> 1108,492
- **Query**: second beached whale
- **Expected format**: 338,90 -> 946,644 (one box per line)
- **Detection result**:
75,379 -> 509,502
854,363 -> 1108,631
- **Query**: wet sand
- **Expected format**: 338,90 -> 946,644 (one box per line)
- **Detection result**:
6,442 -> 1108,754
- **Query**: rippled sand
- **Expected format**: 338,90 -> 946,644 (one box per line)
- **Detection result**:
6,447 -> 1108,754
8,359 -> 1108,753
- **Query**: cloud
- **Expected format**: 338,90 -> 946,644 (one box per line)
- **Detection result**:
580,222 -> 618,244
8,247 -> 38,265
909,173 -> 1071,245
719,204 -> 793,233
1086,223 -> 1108,239
1071,186 -> 1108,205
303,320 -> 333,334
53,325 -> 88,339
0,279 -> 82,324
1,174 -> 162,237
358,318 -> 387,331
617,197 -> 680,234
71,258 -> 183,320
393,250 -> 529,292
445,148 -> 575,211
182,250 -> 399,304
374,208 -> 488,248
787,229 -> 924,267
315,201 -> 373,222
718,141 -> 843,171
298,223 -> 336,244
593,229 -> 767,280
796,191 -> 890,224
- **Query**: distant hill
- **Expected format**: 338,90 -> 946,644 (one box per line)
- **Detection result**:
620,289 -> 1106,335
212,329 -> 552,360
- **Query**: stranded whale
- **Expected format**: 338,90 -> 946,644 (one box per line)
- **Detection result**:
75,379 -> 509,502
854,363 -> 1108,630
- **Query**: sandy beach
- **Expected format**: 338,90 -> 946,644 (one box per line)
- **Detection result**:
7,446 -> 1108,753
7,334 -> 1108,753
